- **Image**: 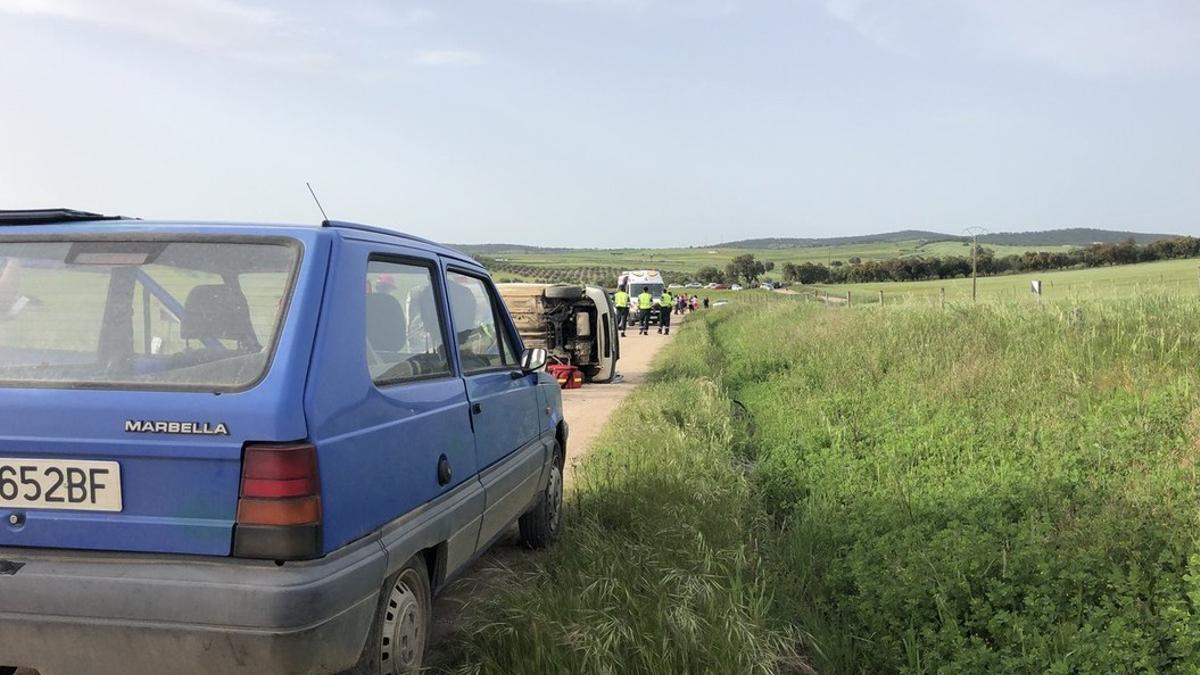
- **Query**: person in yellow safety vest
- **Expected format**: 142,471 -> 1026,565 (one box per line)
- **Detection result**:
613,286 -> 630,338
658,289 -> 674,335
637,287 -> 653,335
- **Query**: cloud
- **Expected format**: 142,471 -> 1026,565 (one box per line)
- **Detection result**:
822,0 -> 1200,77
413,49 -> 487,66
1,0 -> 278,47
530,0 -> 649,7
346,3 -> 435,28
0,0 -> 330,66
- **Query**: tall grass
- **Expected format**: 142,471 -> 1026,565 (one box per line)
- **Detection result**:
734,296 -> 1200,673
450,294 -> 1200,673
446,316 -> 790,674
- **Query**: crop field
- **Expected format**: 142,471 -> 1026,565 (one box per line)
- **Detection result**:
448,287 -> 1200,673
474,239 -> 1074,284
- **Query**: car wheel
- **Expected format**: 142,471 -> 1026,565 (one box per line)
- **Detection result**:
346,557 -> 432,675
519,441 -> 564,549
545,285 -> 585,300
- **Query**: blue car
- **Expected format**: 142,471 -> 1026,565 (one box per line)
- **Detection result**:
0,210 -> 567,675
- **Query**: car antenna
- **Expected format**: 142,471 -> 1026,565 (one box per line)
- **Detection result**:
306,182 -> 330,224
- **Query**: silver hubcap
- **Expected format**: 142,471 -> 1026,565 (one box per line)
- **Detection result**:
380,574 -> 424,674
547,463 -> 563,533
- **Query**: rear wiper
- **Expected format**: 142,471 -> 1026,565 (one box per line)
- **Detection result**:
0,209 -> 133,225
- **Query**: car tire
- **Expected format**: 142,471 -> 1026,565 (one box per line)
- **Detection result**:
345,556 -> 432,675
545,285 -> 585,300
519,441 -> 564,549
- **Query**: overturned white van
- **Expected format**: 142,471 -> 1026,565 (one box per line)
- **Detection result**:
497,283 -> 619,383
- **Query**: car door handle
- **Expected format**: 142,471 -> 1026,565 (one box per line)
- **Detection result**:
471,402 -> 482,415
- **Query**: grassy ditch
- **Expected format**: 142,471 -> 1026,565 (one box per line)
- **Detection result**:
451,295 -> 1200,673
446,311 -> 790,675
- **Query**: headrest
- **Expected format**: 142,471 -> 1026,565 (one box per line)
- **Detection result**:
180,285 -> 258,348
366,292 -> 406,352
448,282 -> 479,328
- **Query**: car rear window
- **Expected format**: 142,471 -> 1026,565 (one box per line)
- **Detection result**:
0,238 -> 299,390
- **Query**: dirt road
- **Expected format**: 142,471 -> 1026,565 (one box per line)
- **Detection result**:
559,328 -> 672,483
428,327 -> 675,663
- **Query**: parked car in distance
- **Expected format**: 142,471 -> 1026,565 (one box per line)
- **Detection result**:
685,282 -> 702,288
0,209 -> 568,675
760,282 -> 775,290
667,283 -> 683,289
731,284 -> 744,291
497,283 -> 619,383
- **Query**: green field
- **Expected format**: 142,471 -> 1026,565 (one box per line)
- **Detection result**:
809,257 -> 1200,305
447,289 -> 1200,673
480,239 -> 1073,274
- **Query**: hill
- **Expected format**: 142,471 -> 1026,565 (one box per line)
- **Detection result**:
714,228 -> 1180,249
453,243 -> 572,255
976,228 -> 1175,246
713,230 -> 954,249
714,228 -> 1177,249
457,229 -> 1177,255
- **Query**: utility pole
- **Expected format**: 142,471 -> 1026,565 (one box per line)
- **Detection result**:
964,227 -> 988,303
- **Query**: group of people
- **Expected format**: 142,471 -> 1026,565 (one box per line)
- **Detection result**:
673,294 -> 701,315
612,286 -> 709,338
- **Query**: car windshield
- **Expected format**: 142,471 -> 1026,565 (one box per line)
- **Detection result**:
0,238 -> 298,390
634,283 -> 664,297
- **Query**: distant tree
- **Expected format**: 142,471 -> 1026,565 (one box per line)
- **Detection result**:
764,261 -> 775,272
830,260 -> 843,267
848,256 -> 862,264
726,254 -> 766,284
794,262 -> 829,284
695,266 -> 725,283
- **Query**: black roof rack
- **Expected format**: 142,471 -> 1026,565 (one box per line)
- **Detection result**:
0,209 -> 130,225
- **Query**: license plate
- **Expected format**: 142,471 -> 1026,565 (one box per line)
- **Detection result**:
0,458 -> 122,512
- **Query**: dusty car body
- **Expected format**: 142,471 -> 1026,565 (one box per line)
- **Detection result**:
498,283 -> 619,383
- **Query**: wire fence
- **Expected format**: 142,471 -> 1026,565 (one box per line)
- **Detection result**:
799,266 -> 1200,309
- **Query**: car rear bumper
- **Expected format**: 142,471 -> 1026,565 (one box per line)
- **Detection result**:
0,535 -> 386,675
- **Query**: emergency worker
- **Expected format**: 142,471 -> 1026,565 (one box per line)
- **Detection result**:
613,285 -> 630,337
637,286 -> 653,335
658,288 -> 674,335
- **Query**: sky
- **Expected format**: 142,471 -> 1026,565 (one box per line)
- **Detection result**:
1,0 -> 1197,247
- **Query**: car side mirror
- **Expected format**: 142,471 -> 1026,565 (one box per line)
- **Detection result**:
520,347 -> 547,373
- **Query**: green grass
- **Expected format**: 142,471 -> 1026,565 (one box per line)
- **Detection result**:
445,341 -> 788,674
448,290 -> 1200,673
811,257 -> 1200,305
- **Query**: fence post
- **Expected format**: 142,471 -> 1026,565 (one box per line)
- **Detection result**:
940,287 -> 945,309
878,290 -> 884,306
847,290 -> 852,306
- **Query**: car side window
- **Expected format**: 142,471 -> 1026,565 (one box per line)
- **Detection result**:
366,259 -> 452,385
497,307 -> 521,365
446,271 -> 511,373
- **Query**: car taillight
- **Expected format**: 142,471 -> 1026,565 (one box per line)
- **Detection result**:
232,442 -> 322,561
